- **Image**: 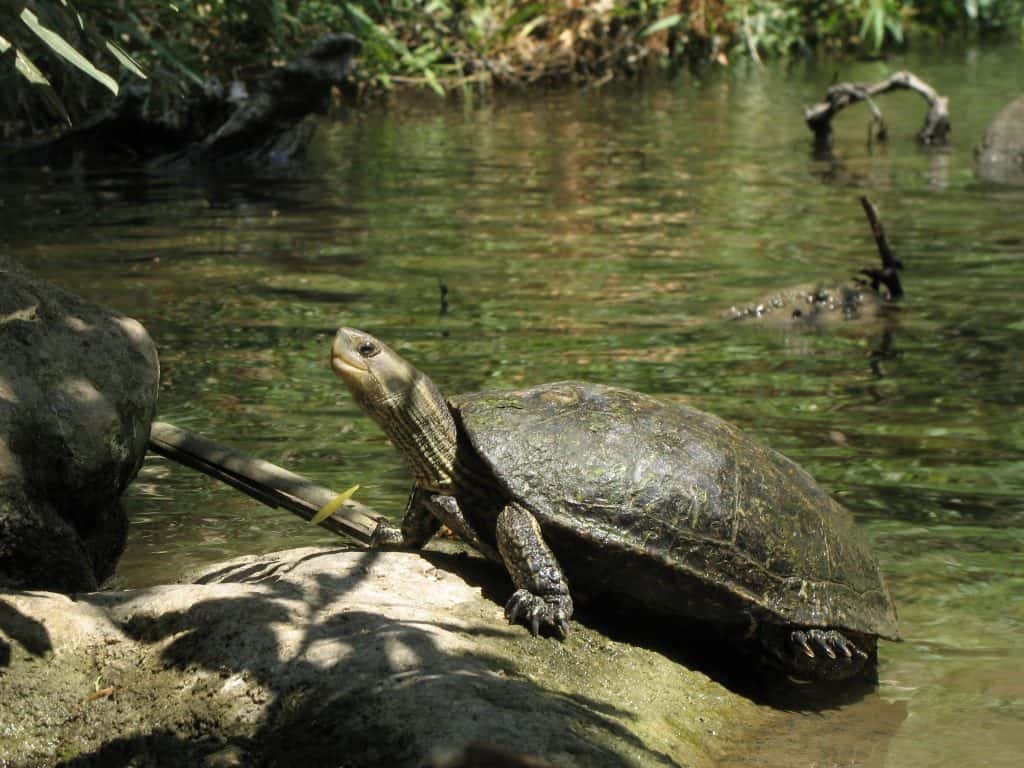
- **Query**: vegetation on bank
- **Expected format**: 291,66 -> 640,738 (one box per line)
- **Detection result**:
2,1 -> 1023,133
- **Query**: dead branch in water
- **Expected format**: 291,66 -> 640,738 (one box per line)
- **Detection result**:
805,71 -> 950,149
858,196 -> 903,300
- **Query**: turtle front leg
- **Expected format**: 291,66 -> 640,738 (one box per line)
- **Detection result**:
496,502 -> 573,638
371,486 -> 440,547
422,494 -> 502,563
372,487 -> 502,563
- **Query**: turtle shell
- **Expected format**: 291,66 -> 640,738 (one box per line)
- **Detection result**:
450,381 -> 899,640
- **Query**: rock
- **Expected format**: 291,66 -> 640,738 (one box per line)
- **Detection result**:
0,256 -> 158,591
0,546 -> 766,767
976,97 -> 1024,185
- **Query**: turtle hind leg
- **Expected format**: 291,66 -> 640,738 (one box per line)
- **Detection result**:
496,502 -> 573,638
761,625 -> 876,682
792,628 -> 866,661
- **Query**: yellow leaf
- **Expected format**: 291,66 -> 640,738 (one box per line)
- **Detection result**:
310,485 -> 360,525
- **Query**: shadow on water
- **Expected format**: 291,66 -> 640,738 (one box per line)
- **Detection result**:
718,693 -> 909,768
59,548 -> 682,767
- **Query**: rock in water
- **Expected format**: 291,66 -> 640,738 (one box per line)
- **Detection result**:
976,97 -> 1024,186
0,256 -> 158,591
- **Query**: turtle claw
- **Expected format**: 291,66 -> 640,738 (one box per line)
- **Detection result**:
832,634 -> 856,660
774,627 -> 877,681
504,589 -> 571,639
793,629 -> 866,663
792,631 -> 816,658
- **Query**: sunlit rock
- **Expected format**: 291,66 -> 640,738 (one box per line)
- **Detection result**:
0,546 -> 766,767
0,256 -> 159,591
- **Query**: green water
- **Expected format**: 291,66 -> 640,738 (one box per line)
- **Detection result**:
5,45 -> 1023,767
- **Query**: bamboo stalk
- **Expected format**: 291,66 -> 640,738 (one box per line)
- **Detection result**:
148,421 -> 379,546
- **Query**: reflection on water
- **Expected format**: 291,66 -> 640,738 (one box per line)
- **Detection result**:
4,44 -> 1023,768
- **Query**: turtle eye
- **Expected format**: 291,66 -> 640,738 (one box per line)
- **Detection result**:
357,341 -> 380,358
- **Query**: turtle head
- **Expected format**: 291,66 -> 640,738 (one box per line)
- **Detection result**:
332,328 -> 457,491
332,327 -> 419,410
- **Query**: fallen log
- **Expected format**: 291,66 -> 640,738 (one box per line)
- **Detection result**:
804,71 -> 950,149
148,421 -> 378,546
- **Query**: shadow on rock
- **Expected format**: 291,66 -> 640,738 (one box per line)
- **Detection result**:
76,547 -> 690,767
0,597 -> 53,667
568,595 -> 882,712
411,549 -> 884,712
57,730 -> 236,768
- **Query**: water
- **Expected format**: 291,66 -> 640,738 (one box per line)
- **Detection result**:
4,45 -> 1023,767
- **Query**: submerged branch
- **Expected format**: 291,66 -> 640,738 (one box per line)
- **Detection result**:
805,71 -> 950,149
858,196 -> 903,300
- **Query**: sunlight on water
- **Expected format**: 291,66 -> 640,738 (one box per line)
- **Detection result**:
4,43 -> 1023,768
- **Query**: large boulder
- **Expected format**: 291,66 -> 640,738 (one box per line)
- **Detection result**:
976,97 -> 1024,185
0,546 -> 768,767
0,256 -> 158,591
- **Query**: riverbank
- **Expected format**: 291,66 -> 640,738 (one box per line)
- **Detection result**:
4,1 -> 1023,140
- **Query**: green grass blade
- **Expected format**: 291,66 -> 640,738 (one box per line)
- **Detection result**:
422,66 -> 445,96
0,32 -> 72,125
641,14 -> 683,37
20,8 -> 119,94
105,40 -> 147,79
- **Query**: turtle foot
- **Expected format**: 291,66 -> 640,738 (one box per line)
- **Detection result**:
791,628 -> 867,661
505,589 -> 571,639
370,518 -> 404,547
783,628 -> 873,681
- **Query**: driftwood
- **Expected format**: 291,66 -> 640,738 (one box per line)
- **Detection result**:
185,34 -> 361,167
2,34 -> 361,169
805,71 -> 950,149
857,196 -> 902,299
148,421 -> 378,546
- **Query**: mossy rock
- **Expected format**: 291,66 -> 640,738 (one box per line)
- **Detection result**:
0,546 -> 768,767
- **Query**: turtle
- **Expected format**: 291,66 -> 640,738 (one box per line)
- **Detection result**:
331,327 -> 900,681
724,197 -> 903,324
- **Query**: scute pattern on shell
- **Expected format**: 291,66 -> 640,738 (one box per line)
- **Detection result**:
451,382 -> 899,640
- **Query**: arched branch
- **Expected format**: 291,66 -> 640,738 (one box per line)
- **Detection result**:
805,71 -> 950,149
